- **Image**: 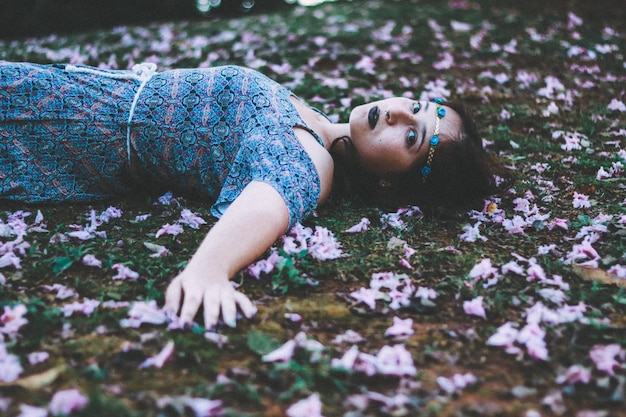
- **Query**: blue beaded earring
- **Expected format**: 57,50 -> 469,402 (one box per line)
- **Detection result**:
421,98 -> 446,182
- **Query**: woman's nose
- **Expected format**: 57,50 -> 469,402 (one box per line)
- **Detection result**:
386,107 -> 412,125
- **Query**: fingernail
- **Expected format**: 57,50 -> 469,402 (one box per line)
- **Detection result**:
226,318 -> 236,328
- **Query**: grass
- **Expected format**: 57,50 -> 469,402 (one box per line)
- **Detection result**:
1,0 -> 626,416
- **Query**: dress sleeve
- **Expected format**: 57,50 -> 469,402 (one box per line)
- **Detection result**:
211,128 -> 321,229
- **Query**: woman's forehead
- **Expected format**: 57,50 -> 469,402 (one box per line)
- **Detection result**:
440,105 -> 462,138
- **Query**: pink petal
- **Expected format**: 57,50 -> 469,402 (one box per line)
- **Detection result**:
139,341 -> 175,369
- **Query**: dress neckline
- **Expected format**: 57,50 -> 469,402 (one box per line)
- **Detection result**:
287,93 -> 331,149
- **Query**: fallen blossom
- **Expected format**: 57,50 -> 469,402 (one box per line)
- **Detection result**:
556,364 -> 592,385
134,214 -> 151,222
331,330 -> 365,344
0,343 -> 23,382
384,317 -> 414,337
101,300 -> 130,309
518,323 -> 549,361
1,304 -> 28,334
17,404 -> 48,417
284,313 -> 302,322
589,344 -> 625,375
374,344 -> 417,376
155,223 -> 184,238
607,98 -> 626,112
460,221 -> 488,242
144,242 -> 170,258
204,332 -> 229,348
538,288 -> 567,305
247,251 -> 283,279
27,351 -> 50,366
468,258 -> 499,282
345,218 -> 370,233
307,226 -> 343,260
331,345 -> 361,371
526,260 -> 547,282
565,237 -> 600,267
17,404 -> 47,417
596,166 -> 611,180
81,254 -> 102,268
139,341 -> 175,369
503,215 -> 527,234
156,191 -> 177,205
49,388 -> 88,416
179,209 -> 207,229
262,340 -> 296,363
120,300 -> 169,328
349,287 -> 381,310
541,391 -> 566,416
537,244 -> 557,255
0,252 -> 22,269
112,263 -> 140,281
487,322 -> 521,351
502,260 -> 525,276
43,283 -> 78,300
415,286 -> 437,303
548,218 -> 569,231
607,264 -> 626,278
61,298 -> 100,317
437,372 -> 478,394
282,224 -> 343,260
184,397 -> 224,417
572,192 -> 591,209
463,296 -> 487,319
287,393 -> 325,417
398,258 -> 412,269
66,230 -> 94,240
99,206 -> 122,222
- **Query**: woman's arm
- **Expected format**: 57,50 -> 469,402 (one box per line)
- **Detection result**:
165,180 -> 290,329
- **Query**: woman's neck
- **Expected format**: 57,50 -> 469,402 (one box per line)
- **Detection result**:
289,96 -> 350,152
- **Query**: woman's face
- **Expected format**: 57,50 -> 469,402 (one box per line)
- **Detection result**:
348,97 -> 461,176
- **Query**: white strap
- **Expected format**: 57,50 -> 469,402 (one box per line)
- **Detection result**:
66,63 -> 158,167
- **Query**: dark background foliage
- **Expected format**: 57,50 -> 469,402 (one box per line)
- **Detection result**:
0,0 -> 293,39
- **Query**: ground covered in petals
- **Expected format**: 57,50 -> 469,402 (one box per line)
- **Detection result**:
1,0 -> 625,416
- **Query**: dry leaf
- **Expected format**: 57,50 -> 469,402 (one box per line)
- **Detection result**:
0,365 -> 66,390
572,265 -> 626,288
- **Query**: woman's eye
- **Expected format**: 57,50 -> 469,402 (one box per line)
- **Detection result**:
407,130 -> 417,145
413,102 -> 421,113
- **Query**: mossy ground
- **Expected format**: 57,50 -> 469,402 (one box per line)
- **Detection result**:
1,0 -> 625,416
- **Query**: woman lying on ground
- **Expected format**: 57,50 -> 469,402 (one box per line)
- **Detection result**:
0,62 -> 502,329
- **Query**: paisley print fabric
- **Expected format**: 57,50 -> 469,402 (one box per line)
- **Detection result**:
0,63 -> 324,227
0,62 -> 136,202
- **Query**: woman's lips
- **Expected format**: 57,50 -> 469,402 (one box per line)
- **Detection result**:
368,105 -> 379,130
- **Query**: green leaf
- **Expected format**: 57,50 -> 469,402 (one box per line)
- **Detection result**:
246,331 -> 281,356
52,256 -> 74,274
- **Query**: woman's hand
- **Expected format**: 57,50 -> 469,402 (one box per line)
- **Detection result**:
165,267 -> 257,329
162,181 -> 289,330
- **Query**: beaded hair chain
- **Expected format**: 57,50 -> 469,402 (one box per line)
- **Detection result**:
421,97 -> 446,182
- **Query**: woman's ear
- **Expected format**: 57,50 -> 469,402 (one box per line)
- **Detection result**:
378,178 -> 393,190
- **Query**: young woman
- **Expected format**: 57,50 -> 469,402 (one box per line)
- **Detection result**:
0,62 -> 500,328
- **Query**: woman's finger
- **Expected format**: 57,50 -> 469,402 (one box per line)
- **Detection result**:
220,290 -> 238,328
164,276 -> 182,315
179,287 -> 203,325
203,289 -> 221,330
234,291 -> 257,319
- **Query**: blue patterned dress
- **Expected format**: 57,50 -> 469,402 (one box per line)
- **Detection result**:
0,63 -> 324,227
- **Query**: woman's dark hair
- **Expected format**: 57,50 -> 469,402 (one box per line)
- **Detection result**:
332,101 -> 505,211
